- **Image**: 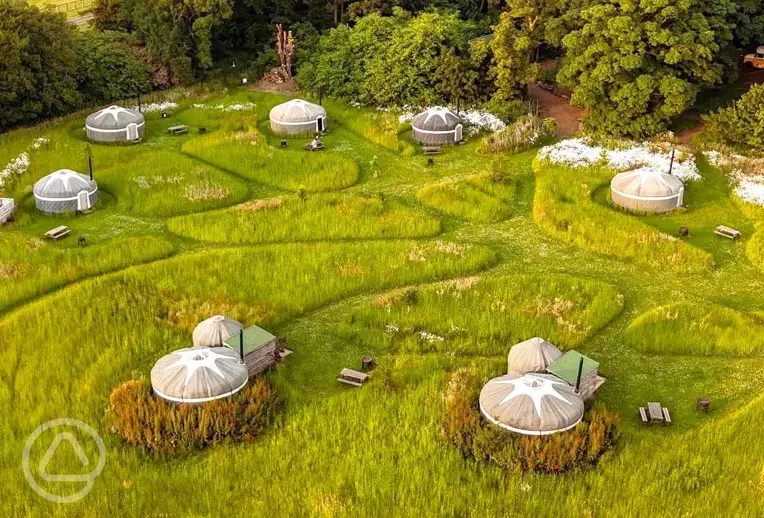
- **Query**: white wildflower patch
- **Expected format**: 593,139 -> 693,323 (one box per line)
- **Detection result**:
539,137 -> 701,182
31,137 -> 49,150
132,102 -> 178,113
385,324 -> 400,335
707,150 -> 764,207
0,152 -> 30,189
191,102 -> 256,112
418,331 -> 445,343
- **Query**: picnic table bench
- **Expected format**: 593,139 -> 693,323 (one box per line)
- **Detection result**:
639,401 -> 671,425
337,368 -> 368,387
714,225 -> 741,240
168,125 -> 188,135
45,226 -> 71,240
423,146 -> 442,155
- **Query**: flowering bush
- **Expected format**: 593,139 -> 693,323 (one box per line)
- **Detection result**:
132,102 -> 178,113
191,102 -> 256,112
0,153 -> 30,190
442,368 -> 619,473
108,377 -> 281,455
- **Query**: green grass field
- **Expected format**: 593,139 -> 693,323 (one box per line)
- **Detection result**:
2,88 -> 764,516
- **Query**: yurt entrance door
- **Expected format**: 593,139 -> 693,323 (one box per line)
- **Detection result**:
77,190 -> 91,212
316,116 -> 325,133
126,123 -> 139,141
455,124 -> 463,143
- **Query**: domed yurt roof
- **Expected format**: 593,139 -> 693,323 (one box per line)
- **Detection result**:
411,107 -> 462,132
610,166 -> 684,199
151,347 -> 248,404
479,373 -> 584,435
269,99 -> 326,124
192,315 -> 244,348
508,337 -> 563,374
33,169 -> 97,200
85,105 -> 145,130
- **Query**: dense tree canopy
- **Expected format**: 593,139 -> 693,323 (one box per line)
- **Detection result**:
558,0 -> 735,137
704,84 -> 764,151
0,1 -> 80,131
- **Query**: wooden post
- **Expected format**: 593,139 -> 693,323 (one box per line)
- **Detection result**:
239,331 -> 244,362
88,155 -> 93,181
575,356 -> 584,393
668,149 -> 676,176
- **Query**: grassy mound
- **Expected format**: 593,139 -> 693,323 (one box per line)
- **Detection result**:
625,302 -> 764,357
533,161 -> 714,273
109,377 -> 280,455
0,232 -> 174,312
167,194 -> 440,243
97,151 -> 248,217
443,368 -> 619,473
339,275 -> 623,355
182,116 -> 359,192
416,170 -> 517,223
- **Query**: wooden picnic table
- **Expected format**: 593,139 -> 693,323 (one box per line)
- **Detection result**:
337,368 -> 368,387
168,125 -> 188,135
640,401 -> 672,425
648,402 -> 663,423
45,225 -> 71,240
714,225 -> 741,240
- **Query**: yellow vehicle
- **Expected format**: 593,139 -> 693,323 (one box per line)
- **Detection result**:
743,46 -> 764,69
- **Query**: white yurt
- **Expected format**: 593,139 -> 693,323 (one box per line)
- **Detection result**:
269,99 -> 327,135
150,347 -> 249,404
411,107 -> 463,145
85,105 -> 146,143
610,166 -> 684,214
192,315 -> 244,348
33,169 -> 98,214
479,373 -> 584,436
508,337 -> 563,375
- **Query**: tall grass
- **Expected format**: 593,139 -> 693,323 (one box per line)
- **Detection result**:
96,151 -> 249,217
182,115 -> 360,192
322,99 -> 414,154
339,275 -> 624,355
167,194 -> 441,243
625,302 -> 764,356
0,232 -> 174,312
748,225 -> 764,272
417,170 -> 517,223
533,160 -> 714,273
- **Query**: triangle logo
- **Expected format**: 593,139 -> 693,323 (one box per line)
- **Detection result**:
38,433 -> 91,483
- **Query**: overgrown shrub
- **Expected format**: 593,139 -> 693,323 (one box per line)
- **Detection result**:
477,115 -> 556,155
108,377 -> 281,455
703,84 -> 764,151
442,368 -> 619,473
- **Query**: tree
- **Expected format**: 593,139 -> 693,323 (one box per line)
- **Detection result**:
75,31 -> 151,105
0,1 -> 80,131
558,0 -> 734,137
703,84 -> 764,150
488,12 -> 538,120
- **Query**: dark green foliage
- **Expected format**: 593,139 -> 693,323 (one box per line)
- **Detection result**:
442,368 -> 619,473
75,31 -> 151,105
703,84 -> 764,151
108,377 -> 281,455
558,0 -> 735,137
0,1 -> 80,131
299,10 -> 494,107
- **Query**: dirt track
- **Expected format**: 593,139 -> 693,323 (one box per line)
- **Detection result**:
528,83 -> 585,137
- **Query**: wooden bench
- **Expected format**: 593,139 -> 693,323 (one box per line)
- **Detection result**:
714,225 -> 741,240
639,407 -> 649,425
423,146 -> 442,155
45,226 -> 70,240
337,368 -> 368,387
662,406 -> 672,425
168,125 -> 188,135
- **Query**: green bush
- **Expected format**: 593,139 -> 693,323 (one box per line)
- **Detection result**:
703,84 -> 764,151
477,115 -> 556,155
109,377 -> 281,455
442,368 -> 619,473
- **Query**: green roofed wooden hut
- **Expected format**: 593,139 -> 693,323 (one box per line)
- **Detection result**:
224,324 -> 279,376
546,350 -> 605,400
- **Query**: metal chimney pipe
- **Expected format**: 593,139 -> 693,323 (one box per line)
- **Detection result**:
575,356 -> 584,394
